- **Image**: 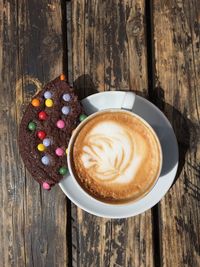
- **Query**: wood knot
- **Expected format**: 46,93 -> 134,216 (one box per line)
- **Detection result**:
16,75 -> 42,96
126,16 -> 142,36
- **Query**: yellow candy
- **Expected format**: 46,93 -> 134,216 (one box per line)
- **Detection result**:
65,148 -> 68,155
45,98 -> 53,107
37,144 -> 45,152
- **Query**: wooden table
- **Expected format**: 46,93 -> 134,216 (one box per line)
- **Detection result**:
0,1 -> 199,266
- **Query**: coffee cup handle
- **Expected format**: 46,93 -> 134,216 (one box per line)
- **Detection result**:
121,91 -> 136,111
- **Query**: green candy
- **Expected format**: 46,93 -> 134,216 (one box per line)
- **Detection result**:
59,167 -> 68,175
28,121 -> 36,131
79,114 -> 87,122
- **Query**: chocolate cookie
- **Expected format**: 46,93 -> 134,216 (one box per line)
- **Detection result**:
19,75 -> 85,190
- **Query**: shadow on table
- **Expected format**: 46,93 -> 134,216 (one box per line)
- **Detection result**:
73,74 -> 147,99
151,86 -> 199,185
73,74 -> 99,100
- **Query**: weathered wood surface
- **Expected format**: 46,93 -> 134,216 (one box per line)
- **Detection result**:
0,1 -> 67,266
1,0 -> 199,266
153,0 -> 200,266
71,1 -> 155,267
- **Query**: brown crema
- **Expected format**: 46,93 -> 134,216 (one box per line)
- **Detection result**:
71,110 -> 162,204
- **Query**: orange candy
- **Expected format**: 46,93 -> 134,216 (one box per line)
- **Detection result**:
31,98 -> 40,107
60,74 -> 66,81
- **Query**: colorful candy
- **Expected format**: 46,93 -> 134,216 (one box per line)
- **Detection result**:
37,143 -> 45,152
62,93 -> 71,102
62,106 -> 70,115
44,91 -> 52,99
41,156 -> 50,165
60,74 -> 66,81
59,167 -> 68,175
79,114 -> 87,122
43,138 -> 51,147
38,111 -> 48,120
65,148 -> 68,155
31,98 -> 40,107
56,120 -> 65,129
37,131 -> 46,140
55,148 -> 64,156
45,99 -> 53,107
28,121 -> 36,131
42,182 -> 50,190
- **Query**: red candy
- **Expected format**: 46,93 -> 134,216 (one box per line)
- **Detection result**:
37,131 -> 46,140
38,111 -> 48,120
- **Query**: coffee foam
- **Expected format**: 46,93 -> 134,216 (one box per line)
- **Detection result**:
72,111 -> 162,204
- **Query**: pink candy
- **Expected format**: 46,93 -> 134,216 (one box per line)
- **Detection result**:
56,120 -> 65,129
42,182 -> 50,190
55,147 -> 64,156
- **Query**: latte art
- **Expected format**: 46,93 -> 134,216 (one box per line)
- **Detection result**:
71,111 -> 162,204
81,122 -> 143,184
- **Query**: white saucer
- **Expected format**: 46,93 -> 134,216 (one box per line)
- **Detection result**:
59,91 -> 179,218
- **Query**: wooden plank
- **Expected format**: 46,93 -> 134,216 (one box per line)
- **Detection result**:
153,0 -> 200,266
71,1 -> 155,266
0,1 -> 67,266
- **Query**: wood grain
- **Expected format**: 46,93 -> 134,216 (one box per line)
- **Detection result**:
71,1 -> 154,266
0,1 -> 67,266
1,0 -> 199,266
153,0 -> 200,266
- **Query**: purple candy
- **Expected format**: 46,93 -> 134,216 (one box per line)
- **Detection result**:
41,156 -> 50,165
62,106 -> 70,115
43,138 -> 51,147
62,93 -> 71,102
44,91 -> 52,99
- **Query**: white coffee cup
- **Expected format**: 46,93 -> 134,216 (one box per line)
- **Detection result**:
67,92 -> 162,204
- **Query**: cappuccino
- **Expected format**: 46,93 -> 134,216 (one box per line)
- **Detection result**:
71,110 -> 162,204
